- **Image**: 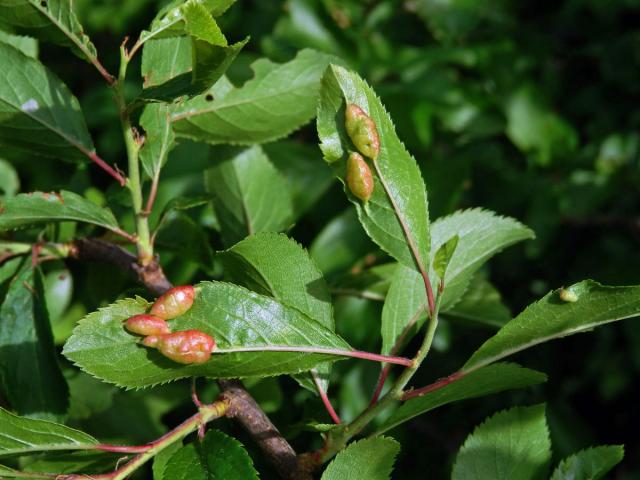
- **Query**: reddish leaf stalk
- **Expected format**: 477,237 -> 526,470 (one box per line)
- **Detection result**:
369,305 -> 427,405
312,370 -> 341,424
214,346 -> 413,367
401,371 -> 466,401
86,150 -> 126,186
65,399 -> 229,479
143,171 -> 160,216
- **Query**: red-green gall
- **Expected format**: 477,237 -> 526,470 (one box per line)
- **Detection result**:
150,285 -> 195,320
346,152 -> 374,202
145,330 -> 216,365
345,103 -> 380,160
125,314 -> 170,336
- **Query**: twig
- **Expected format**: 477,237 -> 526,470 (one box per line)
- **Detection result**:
65,238 -> 307,479
66,238 -> 171,296
219,380 -> 312,480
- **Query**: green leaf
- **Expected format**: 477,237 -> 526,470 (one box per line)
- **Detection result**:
0,158 -> 20,198
0,257 -> 23,288
141,36 -> 192,88
317,64 -> 431,274
204,146 -> 293,247
431,209 -> 534,308
381,264 -> 428,355
378,363 -> 546,434
444,274 -> 511,328
381,209 -> 533,354
63,281 -> 351,388
182,1 -> 227,46
264,140 -> 334,219
172,49 -> 340,144
0,43 -> 94,162
0,0 -> 98,63
463,281 -> 640,372
220,232 -> 333,392
0,30 -> 38,58
138,1 -> 244,102
221,232 -> 332,328
434,234 -> 459,280
153,442 -> 182,480
140,38 -> 247,103
0,406 -> 97,456
452,404 -> 551,480
321,436 -> 400,480
162,430 -> 258,480
21,450 -> 117,477
0,191 -> 121,233
139,0 -> 236,45
0,265 -> 68,421
139,104 -> 175,179
550,445 -> 624,480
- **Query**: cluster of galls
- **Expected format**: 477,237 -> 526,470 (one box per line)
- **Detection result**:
124,286 -> 216,365
344,103 -> 380,203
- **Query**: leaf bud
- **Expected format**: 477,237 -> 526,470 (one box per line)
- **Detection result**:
345,103 -> 380,160
125,314 -> 170,336
150,285 -> 195,320
346,152 -> 374,202
149,330 -> 216,365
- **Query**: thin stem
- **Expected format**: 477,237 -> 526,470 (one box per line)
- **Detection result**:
142,171 -> 160,217
127,39 -> 144,62
312,370 -> 341,424
86,150 -> 126,186
214,346 -> 413,367
110,227 -> 137,243
369,305 -> 427,405
92,57 -> 116,85
115,44 -> 153,264
317,286 -> 444,464
191,378 -> 203,408
63,400 -> 229,480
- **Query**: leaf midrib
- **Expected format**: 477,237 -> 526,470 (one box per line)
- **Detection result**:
32,1 -> 95,63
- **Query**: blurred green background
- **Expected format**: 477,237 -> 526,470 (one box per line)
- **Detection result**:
2,0 -> 640,478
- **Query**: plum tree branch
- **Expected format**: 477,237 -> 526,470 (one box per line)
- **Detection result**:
65,237 -> 308,480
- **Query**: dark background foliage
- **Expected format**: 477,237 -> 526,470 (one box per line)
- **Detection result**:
2,0 -> 639,478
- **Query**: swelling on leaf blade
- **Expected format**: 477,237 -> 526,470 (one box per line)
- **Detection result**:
346,152 -> 374,202
144,330 -> 216,365
125,315 -> 170,336
345,103 -> 380,160
150,285 -> 196,320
